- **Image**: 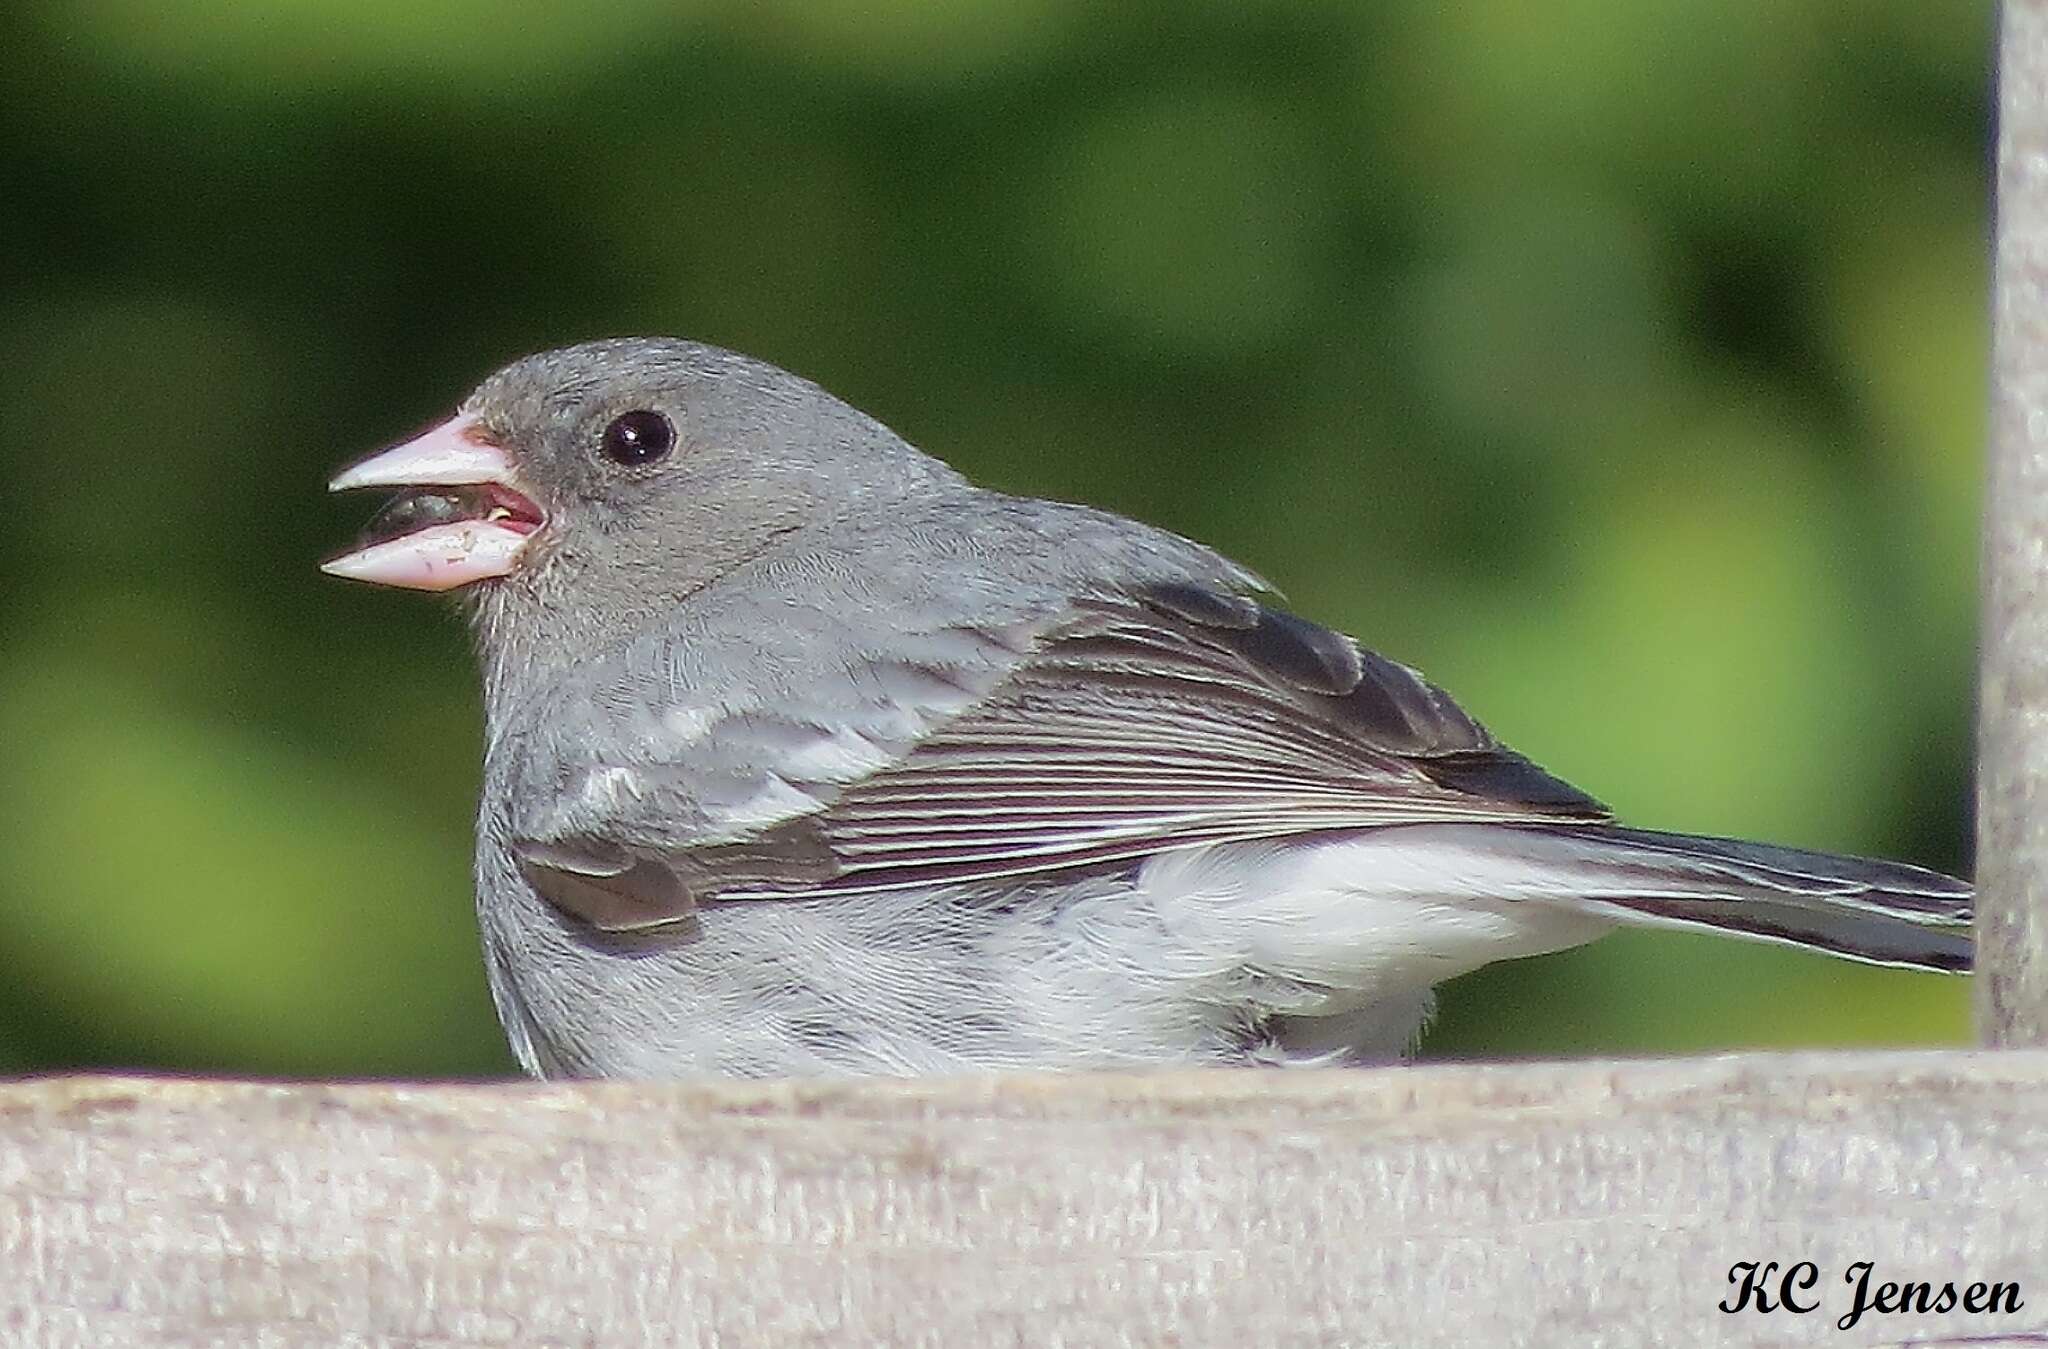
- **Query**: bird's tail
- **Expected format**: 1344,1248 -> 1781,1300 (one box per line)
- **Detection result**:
1498,823 -> 1973,972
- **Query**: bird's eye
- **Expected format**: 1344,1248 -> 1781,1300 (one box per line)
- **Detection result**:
599,410 -> 675,466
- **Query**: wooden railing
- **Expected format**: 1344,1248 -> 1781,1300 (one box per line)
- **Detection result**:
3,1054 -> 2043,1346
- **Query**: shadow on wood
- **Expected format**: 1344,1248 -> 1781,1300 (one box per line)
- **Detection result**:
3,1052 -> 2044,1347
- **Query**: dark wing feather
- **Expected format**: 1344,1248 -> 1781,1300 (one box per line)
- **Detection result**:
703,584 -> 1608,902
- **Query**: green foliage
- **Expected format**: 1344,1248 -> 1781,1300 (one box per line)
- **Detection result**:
0,0 -> 1988,1073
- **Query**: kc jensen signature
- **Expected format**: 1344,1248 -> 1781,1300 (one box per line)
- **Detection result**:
1722,1261 -> 2025,1331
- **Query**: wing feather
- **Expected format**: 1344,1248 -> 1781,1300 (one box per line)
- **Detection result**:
516,582 -> 1609,924
708,586 -> 1608,902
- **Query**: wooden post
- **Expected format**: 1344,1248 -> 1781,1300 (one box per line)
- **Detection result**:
1984,0 -> 2048,1047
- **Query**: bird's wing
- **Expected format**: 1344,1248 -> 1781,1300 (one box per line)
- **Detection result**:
512,581 -> 1609,931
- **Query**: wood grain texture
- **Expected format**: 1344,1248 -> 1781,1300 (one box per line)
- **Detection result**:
2,1053 -> 2045,1347
1985,0 -> 2048,1047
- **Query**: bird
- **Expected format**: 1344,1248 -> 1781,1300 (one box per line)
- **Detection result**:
324,337 -> 1972,1080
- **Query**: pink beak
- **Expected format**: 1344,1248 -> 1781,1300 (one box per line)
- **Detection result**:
322,415 -> 544,592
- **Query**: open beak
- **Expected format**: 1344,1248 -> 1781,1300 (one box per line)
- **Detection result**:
322,415 -> 545,592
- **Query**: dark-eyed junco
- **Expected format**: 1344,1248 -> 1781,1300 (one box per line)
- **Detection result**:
326,338 -> 1970,1079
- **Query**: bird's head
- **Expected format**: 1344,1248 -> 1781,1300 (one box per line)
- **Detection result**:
324,337 -> 962,647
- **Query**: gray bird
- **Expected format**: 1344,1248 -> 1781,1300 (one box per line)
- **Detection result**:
325,337 -> 1971,1079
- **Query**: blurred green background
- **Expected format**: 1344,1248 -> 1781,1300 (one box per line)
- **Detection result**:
1,0 -> 1987,1077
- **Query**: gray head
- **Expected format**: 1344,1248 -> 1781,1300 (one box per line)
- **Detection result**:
324,337 -> 966,651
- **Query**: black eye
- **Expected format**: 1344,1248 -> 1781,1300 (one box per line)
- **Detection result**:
599,410 -> 675,466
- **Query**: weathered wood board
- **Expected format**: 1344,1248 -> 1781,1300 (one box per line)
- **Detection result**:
3,1053 -> 2043,1347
